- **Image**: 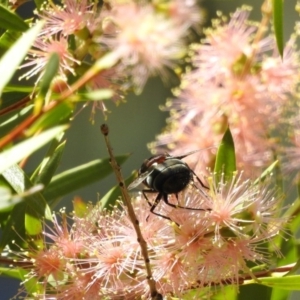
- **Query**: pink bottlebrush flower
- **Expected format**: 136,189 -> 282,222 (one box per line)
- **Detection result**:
19,34 -> 80,83
17,171 -> 285,299
192,7 -> 259,76
279,121 -> 300,182
151,7 -> 300,177
206,173 -> 285,244
43,213 -> 85,258
165,0 -> 203,30
99,1 -> 191,90
33,247 -> 64,282
87,68 -> 125,117
260,38 -> 299,101
37,0 -> 95,37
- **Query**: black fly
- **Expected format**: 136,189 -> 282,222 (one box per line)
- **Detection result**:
128,151 -> 209,221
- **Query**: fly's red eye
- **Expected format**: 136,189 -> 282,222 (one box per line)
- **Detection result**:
140,154 -> 167,173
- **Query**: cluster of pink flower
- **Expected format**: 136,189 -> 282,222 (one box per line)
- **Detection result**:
151,7 -> 300,177
21,173 -> 284,299
20,0 -> 203,111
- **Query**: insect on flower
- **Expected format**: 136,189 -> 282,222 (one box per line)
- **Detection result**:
128,150 -> 210,221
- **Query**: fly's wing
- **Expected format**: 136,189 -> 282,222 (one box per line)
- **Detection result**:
127,169 -> 154,190
174,147 -> 216,160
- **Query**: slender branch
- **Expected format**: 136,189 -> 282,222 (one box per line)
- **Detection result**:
240,0 -> 272,78
57,52 -> 118,101
0,95 -> 32,116
100,124 -> 162,300
0,101 -> 59,149
189,263 -> 297,291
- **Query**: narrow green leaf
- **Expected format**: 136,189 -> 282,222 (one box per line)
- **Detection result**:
94,51 -> 119,72
26,102 -> 72,135
214,127 -> 236,181
272,0 -> 284,57
0,30 -> 22,53
30,132 -> 65,181
0,125 -> 68,174
19,267 -> 41,296
213,285 -> 238,299
43,155 -> 129,202
0,4 -> 29,31
0,185 -> 16,210
38,53 -> 60,97
0,266 -> 23,280
2,164 -> 37,194
3,85 -> 34,93
25,205 -> 42,235
78,89 -> 114,101
2,164 -> 52,218
257,275 -> 300,290
0,201 -> 26,250
0,165 -> 52,249
239,284 -> 271,300
100,172 -> 137,210
33,140 -> 66,187
34,0 -> 44,10
0,21 -> 43,95
0,105 -> 33,138
285,199 -> 300,232
270,288 -> 290,300
254,161 -> 278,185
284,259 -> 300,277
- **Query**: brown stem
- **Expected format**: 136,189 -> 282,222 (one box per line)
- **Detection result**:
0,95 -> 32,116
0,100 -> 58,149
240,0 -> 272,78
100,124 -> 161,300
190,263 -> 296,289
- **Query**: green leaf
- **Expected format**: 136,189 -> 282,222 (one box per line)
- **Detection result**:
0,21 -> 43,95
34,0 -> 44,11
2,164 -> 51,218
3,85 -> 34,93
2,164 -> 38,194
0,185 -> 16,210
0,266 -> 23,280
100,172 -> 137,210
78,89 -> 114,101
257,275 -> 300,290
0,165 -> 51,250
94,51 -> 119,72
0,201 -> 26,251
0,125 -> 68,174
25,205 -> 43,235
43,155 -> 129,202
19,267 -> 41,296
286,199 -> 300,232
32,140 -> 66,187
212,285 -> 238,299
38,53 -> 60,97
284,259 -> 300,277
254,161 -> 278,185
214,127 -> 236,181
0,105 -> 33,138
0,30 -> 22,54
272,0 -> 284,57
239,284 -> 271,300
270,288 -> 290,300
26,102 -> 72,135
0,4 -> 29,31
